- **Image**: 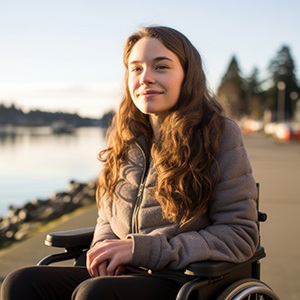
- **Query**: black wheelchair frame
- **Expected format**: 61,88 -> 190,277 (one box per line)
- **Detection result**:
38,184 -> 280,300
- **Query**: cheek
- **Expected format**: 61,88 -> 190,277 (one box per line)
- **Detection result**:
127,78 -> 135,99
170,76 -> 184,99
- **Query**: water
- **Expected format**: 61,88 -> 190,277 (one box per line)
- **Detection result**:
0,126 -> 107,217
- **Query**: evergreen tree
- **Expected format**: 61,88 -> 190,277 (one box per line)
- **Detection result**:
0,102 -> 109,127
217,55 -> 246,119
0,103 -> 26,124
267,45 -> 299,121
245,67 -> 265,118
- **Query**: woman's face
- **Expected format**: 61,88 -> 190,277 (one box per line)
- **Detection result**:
127,37 -> 184,119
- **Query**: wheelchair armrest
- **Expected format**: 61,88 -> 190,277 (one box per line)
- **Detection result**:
184,246 -> 266,277
45,227 -> 95,249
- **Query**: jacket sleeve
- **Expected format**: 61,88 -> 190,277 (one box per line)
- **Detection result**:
91,196 -> 118,247
127,119 -> 259,271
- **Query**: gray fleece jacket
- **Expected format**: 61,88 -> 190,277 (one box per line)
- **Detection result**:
92,118 -> 259,273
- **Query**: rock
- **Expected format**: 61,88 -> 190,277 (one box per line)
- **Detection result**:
0,179 -> 97,248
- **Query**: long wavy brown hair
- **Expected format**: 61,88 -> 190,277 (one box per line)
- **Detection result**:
97,26 -> 225,225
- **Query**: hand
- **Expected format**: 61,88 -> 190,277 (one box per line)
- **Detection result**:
87,239 -> 133,277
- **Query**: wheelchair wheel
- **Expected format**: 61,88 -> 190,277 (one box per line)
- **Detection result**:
217,278 -> 280,300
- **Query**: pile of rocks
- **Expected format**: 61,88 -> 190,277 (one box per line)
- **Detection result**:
0,179 -> 97,248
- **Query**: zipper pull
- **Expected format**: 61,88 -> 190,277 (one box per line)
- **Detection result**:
137,182 -> 145,197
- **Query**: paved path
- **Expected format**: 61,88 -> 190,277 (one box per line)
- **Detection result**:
0,204 -> 97,285
243,134 -> 300,300
0,134 -> 299,299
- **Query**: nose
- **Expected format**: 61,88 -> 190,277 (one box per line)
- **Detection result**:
140,68 -> 155,85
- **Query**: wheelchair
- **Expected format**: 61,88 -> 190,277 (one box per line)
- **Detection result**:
38,184 -> 280,300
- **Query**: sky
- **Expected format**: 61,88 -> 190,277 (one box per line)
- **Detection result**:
0,0 -> 299,118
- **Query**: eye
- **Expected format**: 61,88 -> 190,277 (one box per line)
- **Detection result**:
155,65 -> 169,70
130,66 -> 142,73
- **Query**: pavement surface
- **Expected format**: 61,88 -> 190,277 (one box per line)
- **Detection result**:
0,204 -> 98,285
243,134 -> 300,300
0,133 -> 299,299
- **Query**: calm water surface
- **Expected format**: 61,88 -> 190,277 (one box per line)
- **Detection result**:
0,127 -> 106,217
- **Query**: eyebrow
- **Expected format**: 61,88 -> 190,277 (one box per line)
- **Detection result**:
128,56 -> 173,65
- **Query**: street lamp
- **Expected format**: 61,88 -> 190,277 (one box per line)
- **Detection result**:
277,81 -> 286,122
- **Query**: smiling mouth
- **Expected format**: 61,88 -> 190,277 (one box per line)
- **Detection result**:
138,90 -> 163,97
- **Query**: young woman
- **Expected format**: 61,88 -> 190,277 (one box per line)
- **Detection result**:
1,26 -> 258,300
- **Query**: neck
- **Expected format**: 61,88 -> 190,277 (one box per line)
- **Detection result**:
150,115 -> 161,140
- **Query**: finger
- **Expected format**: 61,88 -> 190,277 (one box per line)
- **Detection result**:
86,251 -> 97,277
87,260 -> 99,277
86,247 -> 98,269
88,260 -> 107,277
115,265 -> 126,276
87,264 -> 96,278
105,257 -> 117,276
106,256 -> 125,276
87,248 -> 109,277
99,261 -> 108,276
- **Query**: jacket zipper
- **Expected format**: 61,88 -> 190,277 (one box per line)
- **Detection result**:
131,141 -> 150,234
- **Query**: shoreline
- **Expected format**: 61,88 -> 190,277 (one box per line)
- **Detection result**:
0,179 -> 97,250
0,203 -> 98,287
0,203 -> 95,257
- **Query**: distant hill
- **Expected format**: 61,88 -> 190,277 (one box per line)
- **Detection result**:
0,103 -> 115,128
